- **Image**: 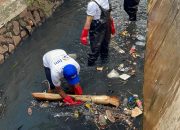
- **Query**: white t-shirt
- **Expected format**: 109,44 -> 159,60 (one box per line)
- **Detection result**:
86,0 -> 110,20
43,49 -> 80,87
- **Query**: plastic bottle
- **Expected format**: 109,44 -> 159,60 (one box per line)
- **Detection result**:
123,97 -> 128,106
130,45 -> 136,54
135,98 -> 143,110
127,96 -> 136,109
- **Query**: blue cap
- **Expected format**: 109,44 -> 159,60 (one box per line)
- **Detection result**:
63,64 -> 80,85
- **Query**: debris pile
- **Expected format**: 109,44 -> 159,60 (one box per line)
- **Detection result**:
28,95 -> 143,130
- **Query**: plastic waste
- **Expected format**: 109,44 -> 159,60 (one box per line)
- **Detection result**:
85,115 -> 91,121
107,69 -> 120,78
127,96 -> 136,109
40,101 -> 49,108
85,103 -> 93,113
124,108 -> 132,115
135,41 -> 146,46
131,107 -> 143,117
74,110 -> 79,118
135,98 -> 143,110
120,30 -> 130,37
99,114 -> 107,126
106,110 -> 115,123
53,112 -> 72,117
136,34 -> 145,41
122,97 -> 128,106
119,74 -> 131,80
30,100 -> 37,107
68,53 -> 77,59
118,64 -> 124,71
130,45 -> 136,54
96,67 -> 104,71
27,107 -> 32,116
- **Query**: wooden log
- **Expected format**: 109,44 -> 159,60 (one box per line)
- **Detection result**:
32,92 -> 120,107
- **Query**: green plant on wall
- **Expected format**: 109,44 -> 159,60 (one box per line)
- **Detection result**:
25,0 -> 35,5
25,0 -> 53,16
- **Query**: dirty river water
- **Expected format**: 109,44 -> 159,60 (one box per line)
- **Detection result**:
0,0 -> 147,129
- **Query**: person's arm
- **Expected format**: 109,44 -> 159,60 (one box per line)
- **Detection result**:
51,71 -> 80,105
55,86 -> 67,98
73,83 -> 83,95
84,15 -> 93,29
55,86 -> 82,105
80,16 -> 93,45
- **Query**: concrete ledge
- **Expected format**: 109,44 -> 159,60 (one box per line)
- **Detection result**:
0,0 -> 27,28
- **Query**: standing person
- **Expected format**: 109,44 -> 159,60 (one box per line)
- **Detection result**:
43,49 -> 83,105
124,0 -> 140,21
80,0 -> 116,66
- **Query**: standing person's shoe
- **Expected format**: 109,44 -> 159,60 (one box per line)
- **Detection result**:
129,14 -> 137,21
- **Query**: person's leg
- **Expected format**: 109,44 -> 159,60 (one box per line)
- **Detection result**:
100,23 -> 111,64
124,0 -> 140,21
44,67 -> 55,91
88,21 -> 105,66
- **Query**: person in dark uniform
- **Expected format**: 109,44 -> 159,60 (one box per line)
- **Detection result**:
124,0 -> 140,21
80,0 -> 116,66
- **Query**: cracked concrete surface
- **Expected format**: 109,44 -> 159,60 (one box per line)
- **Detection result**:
0,0 -> 27,28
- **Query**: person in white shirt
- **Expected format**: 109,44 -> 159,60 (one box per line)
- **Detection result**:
80,0 -> 116,66
43,49 -> 83,105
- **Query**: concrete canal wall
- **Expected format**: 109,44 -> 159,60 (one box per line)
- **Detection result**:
0,0 -> 63,64
143,0 -> 180,129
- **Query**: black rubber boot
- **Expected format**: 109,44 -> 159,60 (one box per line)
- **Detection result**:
129,14 -> 137,21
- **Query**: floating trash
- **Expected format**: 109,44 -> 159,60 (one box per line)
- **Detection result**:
27,107 -> 32,116
136,34 -> 145,41
129,45 -> 136,54
30,100 -> 37,107
98,114 -> 107,126
58,101 -> 63,107
110,40 -> 125,54
53,112 -> 72,118
74,110 -> 79,118
107,69 -> 120,78
124,108 -> 132,115
127,96 -> 136,109
85,115 -> 92,121
120,30 -> 130,37
118,64 -> 124,71
135,41 -> 146,46
96,67 -> 104,71
131,107 -> 142,118
40,101 -> 49,108
68,53 -> 77,59
122,98 -> 128,106
106,110 -> 115,123
85,103 -> 93,113
119,74 -> 131,80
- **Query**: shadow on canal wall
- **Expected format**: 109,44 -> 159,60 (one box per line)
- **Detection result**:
144,0 -> 180,129
0,0 -> 63,64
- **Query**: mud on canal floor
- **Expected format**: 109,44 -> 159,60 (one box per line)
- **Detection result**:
0,0 -> 147,129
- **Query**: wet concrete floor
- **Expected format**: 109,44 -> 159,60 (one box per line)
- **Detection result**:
0,0 -> 147,129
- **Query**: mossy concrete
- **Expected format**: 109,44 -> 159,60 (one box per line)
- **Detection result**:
0,0 -> 27,28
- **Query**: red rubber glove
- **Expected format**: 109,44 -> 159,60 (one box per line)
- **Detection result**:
80,28 -> 89,45
63,96 -> 82,106
110,18 -> 116,35
74,85 -> 83,95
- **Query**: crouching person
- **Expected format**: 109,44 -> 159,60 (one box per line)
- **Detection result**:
43,49 -> 83,105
